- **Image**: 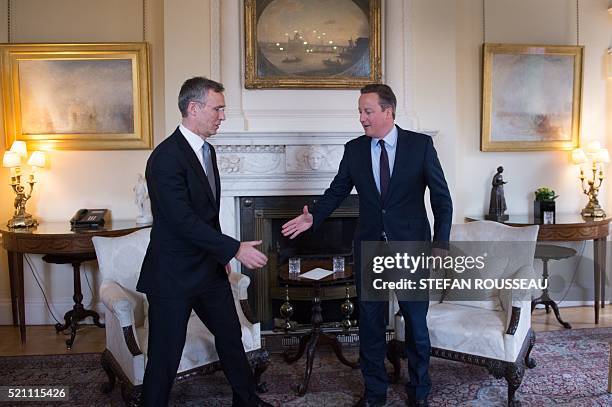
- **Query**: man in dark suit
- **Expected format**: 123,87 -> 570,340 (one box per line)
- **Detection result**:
282,84 -> 452,407
137,77 -> 271,407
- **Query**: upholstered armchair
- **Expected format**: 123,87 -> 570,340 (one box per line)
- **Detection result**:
388,220 -> 539,406
92,228 -> 270,405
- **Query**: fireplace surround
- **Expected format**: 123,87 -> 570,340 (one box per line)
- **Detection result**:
240,195 -> 359,329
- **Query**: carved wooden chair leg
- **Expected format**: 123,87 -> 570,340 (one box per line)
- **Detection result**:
505,362 -> 525,407
120,382 -> 141,407
100,350 -> 116,393
524,331 -> 537,369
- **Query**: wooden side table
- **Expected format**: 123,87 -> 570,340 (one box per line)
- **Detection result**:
279,259 -> 358,396
531,244 -> 577,329
1,221 -> 147,344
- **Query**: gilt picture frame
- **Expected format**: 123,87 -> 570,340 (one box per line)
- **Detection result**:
0,42 -> 152,150
481,43 -> 583,152
244,0 -> 382,89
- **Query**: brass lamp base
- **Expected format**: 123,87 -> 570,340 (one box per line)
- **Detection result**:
8,212 -> 38,228
581,202 -> 606,218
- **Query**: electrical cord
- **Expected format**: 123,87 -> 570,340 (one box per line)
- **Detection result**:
83,264 -> 96,308
556,240 -> 586,305
23,254 -> 62,325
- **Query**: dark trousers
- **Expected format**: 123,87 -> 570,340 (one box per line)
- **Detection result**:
142,280 -> 257,407
359,299 -> 431,402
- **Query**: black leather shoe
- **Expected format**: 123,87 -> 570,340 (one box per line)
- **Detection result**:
354,395 -> 387,407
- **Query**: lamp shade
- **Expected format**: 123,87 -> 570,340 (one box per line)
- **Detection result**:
3,151 -> 21,168
27,151 -> 46,168
594,148 -> 610,164
9,140 -> 27,158
585,141 -> 602,154
571,148 -> 587,164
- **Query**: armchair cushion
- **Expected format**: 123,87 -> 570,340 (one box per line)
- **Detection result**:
441,221 -> 538,311
440,255 -> 510,311
93,228 -> 151,290
427,303 -> 507,360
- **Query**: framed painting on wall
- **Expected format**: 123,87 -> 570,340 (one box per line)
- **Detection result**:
481,43 -> 583,152
0,42 -> 152,150
244,0 -> 382,89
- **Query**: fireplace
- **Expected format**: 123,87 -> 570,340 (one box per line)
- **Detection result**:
240,195 -> 359,329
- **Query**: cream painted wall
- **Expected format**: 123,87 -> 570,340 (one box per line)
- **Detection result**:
163,0 -> 211,135
0,0 -> 610,325
0,0 -> 166,324
456,0 -> 610,219
454,0 -> 612,308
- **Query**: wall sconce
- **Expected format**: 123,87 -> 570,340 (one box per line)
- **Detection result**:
2,141 -> 46,228
571,141 -> 610,218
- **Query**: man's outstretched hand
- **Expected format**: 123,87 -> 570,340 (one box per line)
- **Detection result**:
281,205 -> 313,239
235,240 -> 268,269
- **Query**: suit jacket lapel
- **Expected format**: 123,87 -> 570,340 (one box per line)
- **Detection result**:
362,136 -> 381,203
173,130 -> 218,210
210,145 -> 221,208
387,126 -> 403,199
387,126 -> 410,205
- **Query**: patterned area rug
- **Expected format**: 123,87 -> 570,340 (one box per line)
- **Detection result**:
0,328 -> 610,406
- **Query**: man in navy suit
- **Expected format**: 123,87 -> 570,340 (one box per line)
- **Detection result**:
137,77 -> 271,407
282,84 -> 452,407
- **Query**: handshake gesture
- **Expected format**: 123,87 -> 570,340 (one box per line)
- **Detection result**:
232,205 -> 312,272
281,205 -> 313,239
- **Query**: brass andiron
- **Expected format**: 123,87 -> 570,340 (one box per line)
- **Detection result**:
572,142 -> 609,218
340,285 -> 355,330
2,142 -> 46,228
279,285 -> 294,332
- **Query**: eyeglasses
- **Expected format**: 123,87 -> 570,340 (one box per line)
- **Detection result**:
191,100 -> 225,113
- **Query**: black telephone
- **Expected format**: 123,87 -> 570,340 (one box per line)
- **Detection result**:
70,209 -> 109,229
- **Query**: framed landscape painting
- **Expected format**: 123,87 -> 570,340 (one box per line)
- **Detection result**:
0,43 -> 152,150
244,0 -> 382,89
481,43 -> 583,152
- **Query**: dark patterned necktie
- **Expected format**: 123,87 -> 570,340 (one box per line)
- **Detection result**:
379,140 -> 390,202
202,143 -> 217,200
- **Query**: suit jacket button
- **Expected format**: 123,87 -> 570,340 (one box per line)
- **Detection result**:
382,209 -> 386,214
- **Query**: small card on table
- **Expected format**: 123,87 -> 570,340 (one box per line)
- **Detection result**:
298,268 -> 334,280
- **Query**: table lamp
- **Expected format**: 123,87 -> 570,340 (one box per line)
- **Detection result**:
571,141 -> 609,218
2,141 -> 46,228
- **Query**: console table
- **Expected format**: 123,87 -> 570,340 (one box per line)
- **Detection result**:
465,215 -> 611,324
1,221 -> 147,344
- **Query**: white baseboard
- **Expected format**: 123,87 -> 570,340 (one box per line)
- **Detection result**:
0,299 -> 106,325
534,300 -> 609,308
0,299 -> 608,326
